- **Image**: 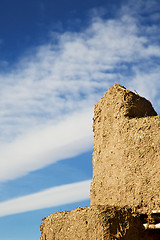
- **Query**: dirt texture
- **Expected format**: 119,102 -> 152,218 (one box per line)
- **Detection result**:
91,84 -> 159,213
40,205 -> 145,240
40,84 -> 160,239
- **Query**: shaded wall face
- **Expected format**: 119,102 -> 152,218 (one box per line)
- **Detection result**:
90,85 -> 160,212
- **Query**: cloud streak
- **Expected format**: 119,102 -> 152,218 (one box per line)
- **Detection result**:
0,109 -> 93,182
0,1 -> 159,182
0,10 -> 159,141
0,180 -> 91,217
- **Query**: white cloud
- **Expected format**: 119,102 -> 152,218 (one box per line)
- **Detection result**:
0,2 -> 159,182
0,16 -> 159,139
0,109 -> 93,182
0,180 -> 91,217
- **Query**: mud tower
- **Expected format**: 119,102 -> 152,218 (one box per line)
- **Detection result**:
40,84 -> 160,240
91,84 -> 159,212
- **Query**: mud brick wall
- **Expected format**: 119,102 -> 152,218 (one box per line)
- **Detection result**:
90,84 -> 160,212
40,84 -> 160,239
40,205 -> 144,240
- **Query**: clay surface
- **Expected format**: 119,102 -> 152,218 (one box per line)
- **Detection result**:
40,205 -> 144,240
40,84 -> 160,239
91,84 -> 159,212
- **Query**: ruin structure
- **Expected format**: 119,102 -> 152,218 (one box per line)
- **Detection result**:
40,84 -> 160,240
91,84 -> 159,212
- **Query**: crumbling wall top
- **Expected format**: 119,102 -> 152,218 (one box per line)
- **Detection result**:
91,84 -> 160,212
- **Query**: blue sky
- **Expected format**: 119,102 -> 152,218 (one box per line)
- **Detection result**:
0,0 -> 159,239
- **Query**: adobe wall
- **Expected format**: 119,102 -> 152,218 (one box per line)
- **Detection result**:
40,205 -> 144,240
90,84 -> 160,212
40,84 -> 160,239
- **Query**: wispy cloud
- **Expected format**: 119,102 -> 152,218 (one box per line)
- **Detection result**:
0,180 -> 91,217
0,109 -> 93,182
0,1 -> 159,182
